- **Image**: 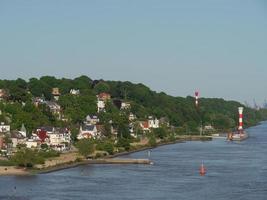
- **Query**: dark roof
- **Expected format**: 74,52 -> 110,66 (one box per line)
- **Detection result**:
83,125 -> 96,131
38,126 -> 54,132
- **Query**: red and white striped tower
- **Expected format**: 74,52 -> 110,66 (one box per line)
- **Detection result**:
195,91 -> 199,107
238,107 -> 244,131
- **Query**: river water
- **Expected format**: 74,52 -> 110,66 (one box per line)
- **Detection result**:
1,122 -> 267,200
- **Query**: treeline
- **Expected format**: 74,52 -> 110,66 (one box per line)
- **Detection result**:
0,76 -> 266,134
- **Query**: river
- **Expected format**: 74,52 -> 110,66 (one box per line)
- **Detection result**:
1,122 -> 267,200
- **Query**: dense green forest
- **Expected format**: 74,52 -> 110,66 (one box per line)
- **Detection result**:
0,76 -> 266,136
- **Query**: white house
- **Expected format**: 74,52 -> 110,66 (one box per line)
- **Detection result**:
121,102 -> 131,110
10,131 -> 26,148
97,100 -> 105,113
78,125 -> 98,139
96,93 -> 111,113
70,89 -> 80,95
148,116 -> 160,129
52,88 -> 60,101
47,128 -> 71,151
45,101 -> 62,119
0,122 -> 10,133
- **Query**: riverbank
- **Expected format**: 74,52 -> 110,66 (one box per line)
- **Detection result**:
0,135 -> 212,176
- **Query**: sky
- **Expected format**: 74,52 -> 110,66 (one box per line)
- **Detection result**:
0,0 -> 267,105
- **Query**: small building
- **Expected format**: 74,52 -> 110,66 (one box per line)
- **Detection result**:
52,88 -> 60,101
112,99 -> 131,110
159,117 -> 170,127
97,100 -> 105,113
70,89 -> 80,95
148,116 -> 160,129
0,89 -> 8,101
121,102 -> 131,110
0,122 -> 10,133
204,125 -> 214,131
45,101 -> 62,119
10,131 -> 26,148
33,97 -> 45,107
96,93 -> 111,113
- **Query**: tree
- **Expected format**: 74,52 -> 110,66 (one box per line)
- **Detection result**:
76,139 -> 95,158
94,82 -> 110,94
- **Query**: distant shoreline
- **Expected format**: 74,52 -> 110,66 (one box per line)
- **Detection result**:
31,135 -> 212,175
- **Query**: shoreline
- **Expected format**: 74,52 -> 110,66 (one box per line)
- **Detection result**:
0,135 -> 212,176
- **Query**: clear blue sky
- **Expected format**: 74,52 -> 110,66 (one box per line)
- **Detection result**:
0,0 -> 267,105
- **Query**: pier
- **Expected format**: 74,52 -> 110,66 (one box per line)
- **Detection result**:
85,158 -> 153,165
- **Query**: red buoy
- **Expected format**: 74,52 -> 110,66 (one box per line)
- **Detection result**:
199,162 -> 206,176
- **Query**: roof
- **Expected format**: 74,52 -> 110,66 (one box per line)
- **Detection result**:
86,115 -> 99,120
97,92 -> 111,100
82,125 -> 96,131
38,126 -> 54,133
20,123 -> 27,133
10,131 -> 25,139
45,101 -> 60,108
54,127 -> 69,134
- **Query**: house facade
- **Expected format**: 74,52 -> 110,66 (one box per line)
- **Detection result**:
78,125 -> 98,139
0,122 -> 10,133
52,88 -> 60,101
148,116 -> 160,129
96,93 -> 111,113
70,89 -> 80,95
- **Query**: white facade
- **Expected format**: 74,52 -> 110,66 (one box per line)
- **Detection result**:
78,125 -> 98,139
70,89 -> 80,95
0,123 -> 10,133
148,117 -> 159,129
49,133 -> 70,146
26,139 -> 38,148
97,100 -> 105,113
129,113 -> 136,121
121,102 -> 131,110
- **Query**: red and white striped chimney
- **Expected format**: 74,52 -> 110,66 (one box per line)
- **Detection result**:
238,107 -> 244,130
195,91 -> 199,107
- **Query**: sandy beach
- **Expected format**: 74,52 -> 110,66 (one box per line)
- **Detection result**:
0,166 -> 30,176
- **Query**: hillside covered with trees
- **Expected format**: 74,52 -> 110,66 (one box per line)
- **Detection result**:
0,75 -> 266,136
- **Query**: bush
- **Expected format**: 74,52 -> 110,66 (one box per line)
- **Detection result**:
0,160 -> 15,166
148,135 -> 157,147
76,139 -> 95,158
11,149 -> 45,168
38,149 -> 60,158
96,141 -> 114,155
116,138 -> 131,151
